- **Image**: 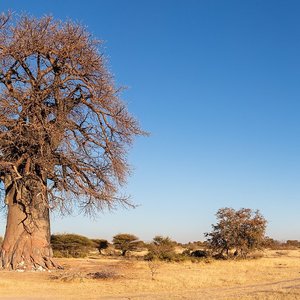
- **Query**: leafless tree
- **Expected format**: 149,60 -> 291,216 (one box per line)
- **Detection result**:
0,13 -> 144,270
147,259 -> 161,280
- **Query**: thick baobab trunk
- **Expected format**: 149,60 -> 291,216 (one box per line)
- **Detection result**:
0,178 -> 58,271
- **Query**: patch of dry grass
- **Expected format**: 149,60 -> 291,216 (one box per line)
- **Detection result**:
0,250 -> 299,299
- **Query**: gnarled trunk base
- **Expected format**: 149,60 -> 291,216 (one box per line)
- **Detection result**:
1,230 -> 58,271
0,180 -> 60,271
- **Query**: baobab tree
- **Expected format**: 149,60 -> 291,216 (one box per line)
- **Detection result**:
0,14 -> 144,270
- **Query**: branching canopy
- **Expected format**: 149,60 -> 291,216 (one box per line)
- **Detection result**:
0,13 -> 144,214
205,208 -> 267,258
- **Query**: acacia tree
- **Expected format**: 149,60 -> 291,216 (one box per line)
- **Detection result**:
205,208 -> 267,258
0,14 -> 143,270
112,233 -> 140,256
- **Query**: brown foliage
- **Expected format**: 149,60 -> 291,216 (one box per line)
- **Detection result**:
0,13 -> 144,213
205,208 -> 267,258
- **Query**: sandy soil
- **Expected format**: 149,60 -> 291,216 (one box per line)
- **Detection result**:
0,249 -> 300,299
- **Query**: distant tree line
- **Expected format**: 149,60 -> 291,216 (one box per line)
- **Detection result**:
1,208 -> 297,261
263,238 -> 300,249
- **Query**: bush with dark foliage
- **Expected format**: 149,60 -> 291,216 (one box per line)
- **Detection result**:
91,239 -> 109,254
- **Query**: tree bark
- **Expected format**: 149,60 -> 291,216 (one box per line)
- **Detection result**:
0,177 -> 58,271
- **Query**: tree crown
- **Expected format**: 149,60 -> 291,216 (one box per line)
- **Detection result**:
0,13 -> 144,214
205,207 -> 267,257
112,233 -> 140,251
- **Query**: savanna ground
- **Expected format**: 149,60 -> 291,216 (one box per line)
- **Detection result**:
0,249 -> 300,299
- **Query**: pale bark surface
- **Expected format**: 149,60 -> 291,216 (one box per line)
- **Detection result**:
0,13 -> 144,270
1,178 -> 58,270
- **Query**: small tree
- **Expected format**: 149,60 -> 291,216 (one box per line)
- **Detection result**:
147,259 -> 161,280
112,234 -> 140,256
92,239 -> 109,254
146,235 -> 176,261
205,208 -> 267,258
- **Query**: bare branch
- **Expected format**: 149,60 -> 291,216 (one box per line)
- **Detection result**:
0,14 -> 145,214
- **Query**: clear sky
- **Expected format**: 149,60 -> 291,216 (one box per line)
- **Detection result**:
0,0 -> 300,243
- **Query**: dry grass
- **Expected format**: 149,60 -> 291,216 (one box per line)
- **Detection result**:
0,250 -> 300,299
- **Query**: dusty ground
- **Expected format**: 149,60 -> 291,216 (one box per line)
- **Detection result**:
0,249 -> 300,299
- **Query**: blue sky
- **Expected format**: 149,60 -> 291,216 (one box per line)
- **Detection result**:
0,0 -> 300,243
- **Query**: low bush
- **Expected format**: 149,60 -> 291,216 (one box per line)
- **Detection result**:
190,250 -> 209,258
51,234 -> 95,258
145,236 -> 179,262
181,249 -> 212,263
145,251 -> 183,262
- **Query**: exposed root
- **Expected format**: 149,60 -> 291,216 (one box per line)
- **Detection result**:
0,241 -> 62,271
1,252 -> 62,271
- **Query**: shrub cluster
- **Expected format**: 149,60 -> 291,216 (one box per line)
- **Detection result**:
264,238 -> 300,250
44,207 -> 298,261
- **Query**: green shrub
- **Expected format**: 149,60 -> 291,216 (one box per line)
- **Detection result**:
146,252 -> 192,263
51,234 -> 94,258
145,236 -> 177,262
